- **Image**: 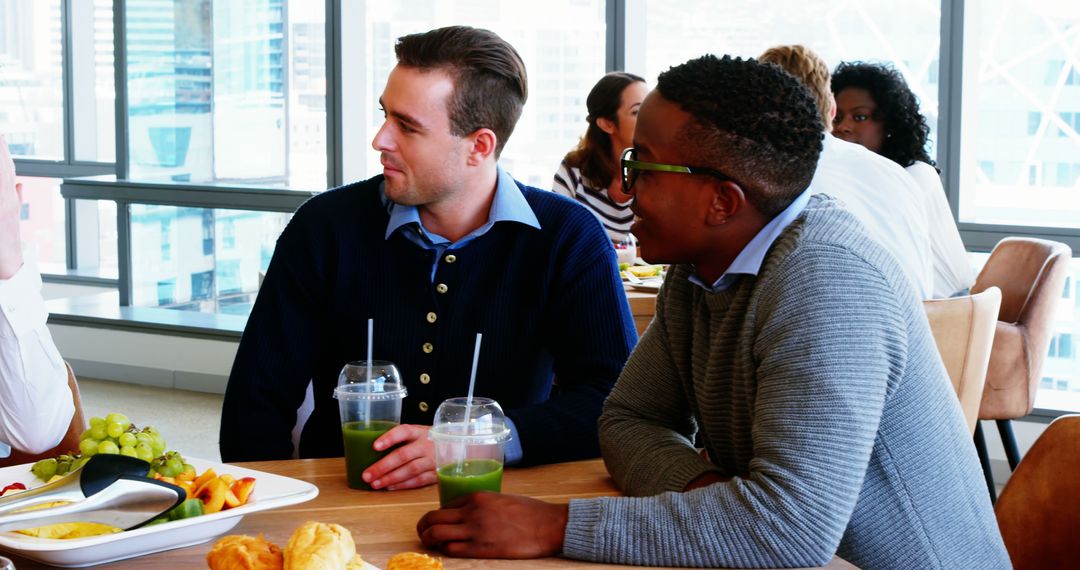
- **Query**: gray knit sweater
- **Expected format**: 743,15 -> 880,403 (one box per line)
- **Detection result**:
564,196 -> 1010,568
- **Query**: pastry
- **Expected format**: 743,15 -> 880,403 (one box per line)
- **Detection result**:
206,534 -> 284,570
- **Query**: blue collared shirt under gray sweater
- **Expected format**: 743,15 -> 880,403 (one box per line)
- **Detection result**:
565,195 -> 1010,568
220,172 -> 637,464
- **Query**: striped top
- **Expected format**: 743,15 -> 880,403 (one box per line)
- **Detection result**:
553,159 -> 633,241
564,195 -> 1010,568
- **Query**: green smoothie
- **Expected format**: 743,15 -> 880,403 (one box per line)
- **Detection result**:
342,420 -> 397,490
437,459 -> 504,506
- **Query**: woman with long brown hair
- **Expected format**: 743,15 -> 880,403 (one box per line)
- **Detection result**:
553,72 -> 647,241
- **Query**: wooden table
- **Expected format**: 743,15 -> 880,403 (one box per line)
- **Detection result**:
7,459 -> 854,569
625,287 -> 657,336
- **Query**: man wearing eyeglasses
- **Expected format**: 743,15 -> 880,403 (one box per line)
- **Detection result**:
417,55 -> 1007,568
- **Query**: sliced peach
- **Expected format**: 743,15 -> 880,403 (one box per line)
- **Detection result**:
218,474 -> 235,486
223,488 -> 242,509
191,469 -> 218,498
229,478 -> 256,505
191,469 -> 216,492
199,478 -> 227,514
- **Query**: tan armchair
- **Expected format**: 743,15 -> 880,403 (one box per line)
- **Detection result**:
922,287 -> 1001,435
0,362 -> 87,468
969,237 -> 1071,500
994,414 -> 1080,569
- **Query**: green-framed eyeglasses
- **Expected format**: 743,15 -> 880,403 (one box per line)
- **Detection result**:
620,147 -> 733,194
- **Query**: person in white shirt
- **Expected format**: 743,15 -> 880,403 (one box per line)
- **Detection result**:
0,134 -> 73,458
831,61 -> 974,298
759,45 -> 934,299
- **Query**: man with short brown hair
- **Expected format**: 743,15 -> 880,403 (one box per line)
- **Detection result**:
222,26 -> 636,489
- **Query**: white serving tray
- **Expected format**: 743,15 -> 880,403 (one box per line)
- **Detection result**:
0,456 -> 318,568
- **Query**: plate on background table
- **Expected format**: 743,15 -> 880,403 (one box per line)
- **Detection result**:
627,280 -> 662,292
0,457 -> 318,568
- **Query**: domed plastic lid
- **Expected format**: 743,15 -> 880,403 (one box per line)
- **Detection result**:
333,382 -> 407,402
429,397 -> 511,443
334,360 -> 407,401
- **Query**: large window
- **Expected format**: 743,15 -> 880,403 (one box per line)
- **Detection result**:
10,0 -> 1080,414
129,205 -> 289,314
960,0 -> 1080,229
124,0 -> 326,188
341,1 -> 607,189
626,0 -> 941,143
0,0 -> 64,159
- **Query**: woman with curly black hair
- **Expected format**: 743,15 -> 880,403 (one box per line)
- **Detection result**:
831,61 -> 973,297
554,72 -> 646,242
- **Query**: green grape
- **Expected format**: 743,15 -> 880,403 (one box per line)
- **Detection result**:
145,426 -> 161,438
79,439 -> 99,456
72,456 -> 90,471
97,440 -> 120,454
79,428 -> 93,441
164,457 -> 184,478
135,432 -> 153,445
107,422 -> 126,439
120,445 -> 137,457
105,413 -> 129,426
150,436 -> 166,456
135,442 -> 154,461
89,424 -> 107,440
118,432 -> 137,447
89,417 -> 105,428
31,458 -> 58,481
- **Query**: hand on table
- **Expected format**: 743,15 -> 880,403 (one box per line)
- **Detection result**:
417,492 -> 568,558
363,424 -> 437,490
0,134 -> 25,279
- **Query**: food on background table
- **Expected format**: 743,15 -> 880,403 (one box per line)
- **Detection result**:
206,533 -> 283,570
209,521 -> 365,570
626,264 -> 662,278
620,264 -> 666,280
386,552 -> 444,570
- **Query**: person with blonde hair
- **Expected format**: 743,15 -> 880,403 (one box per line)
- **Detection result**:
760,44 -> 934,298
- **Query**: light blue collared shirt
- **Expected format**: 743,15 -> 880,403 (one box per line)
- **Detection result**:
382,166 -> 539,464
384,166 -> 541,281
689,187 -> 812,293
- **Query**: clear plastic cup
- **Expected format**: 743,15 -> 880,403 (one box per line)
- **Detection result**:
334,361 -> 407,490
429,397 -> 511,506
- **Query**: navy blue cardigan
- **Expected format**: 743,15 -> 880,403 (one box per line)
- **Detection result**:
220,175 -> 637,464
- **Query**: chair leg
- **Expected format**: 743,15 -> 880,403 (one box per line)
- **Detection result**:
996,419 -> 1022,470
973,422 -> 997,504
